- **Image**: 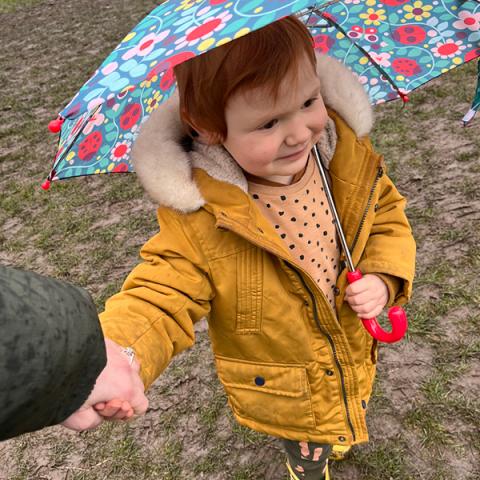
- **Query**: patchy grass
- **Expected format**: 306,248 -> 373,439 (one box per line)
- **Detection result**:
1,0 -> 479,479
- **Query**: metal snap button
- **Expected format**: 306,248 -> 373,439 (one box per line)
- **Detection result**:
255,376 -> 265,386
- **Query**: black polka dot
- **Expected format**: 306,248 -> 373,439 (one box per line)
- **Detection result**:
252,194 -> 259,199
312,212 -> 316,217
308,240 -> 312,245
314,180 -> 316,185
279,211 -> 284,216
318,264 -> 321,268
299,233 -> 304,238
300,255 -> 304,260
323,231 -> 328,236
289,244 -> 295,250
280,195 -> 286,201
330,239 -> 334,244
275,225 -> 280,229
326,278 -> 330,283
320,247 -> 324,252
323,269 -> 327,273
317,241 -> 320,246
321,187 -> 324,191
294,199 -> 299,203
333,265 -> 337,270
325,209 -> 329,215
306,189 -> 310,194
303,206 -> 308,211
281,233 -> 286,239
311,258 -> 315,263
290,217 -> 296,222
304,222 -> 308,227
321,201 -> 324,206
316,224 -> 320,228
266,203 -> 271,208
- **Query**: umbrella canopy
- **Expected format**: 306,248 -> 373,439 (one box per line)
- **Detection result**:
307,0 -> 480,105
43,0 -> 480,188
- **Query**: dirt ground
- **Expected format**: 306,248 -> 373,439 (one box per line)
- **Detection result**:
0,1 -> 479,479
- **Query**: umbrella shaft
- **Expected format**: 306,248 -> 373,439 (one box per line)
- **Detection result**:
312,145 -> 355,272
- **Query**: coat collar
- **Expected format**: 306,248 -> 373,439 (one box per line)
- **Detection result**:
132,54 -> 374,213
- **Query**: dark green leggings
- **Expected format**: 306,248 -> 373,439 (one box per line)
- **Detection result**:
283,440 -> 331,480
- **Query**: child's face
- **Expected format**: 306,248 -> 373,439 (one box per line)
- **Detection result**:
222,56 -> 328,184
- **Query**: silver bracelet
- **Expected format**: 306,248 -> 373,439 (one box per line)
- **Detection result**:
121,347 -> 136,366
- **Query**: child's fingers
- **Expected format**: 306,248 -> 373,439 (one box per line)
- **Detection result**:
345,291 -> 374,306
345,281 -> 370,297
349,299 -> 380,316
94,402 -> 106,411
358,304 -> 384,320
97,399 -> 124,418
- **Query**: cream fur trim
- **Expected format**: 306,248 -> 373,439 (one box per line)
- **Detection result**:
132,54 -> 373,212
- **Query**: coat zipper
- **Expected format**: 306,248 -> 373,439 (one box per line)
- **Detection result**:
349,166 -> 384,255
285,262 -> 356,442
216,216 -> 356,441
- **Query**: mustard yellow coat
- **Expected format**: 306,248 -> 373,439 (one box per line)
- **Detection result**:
100,107 -> 416,446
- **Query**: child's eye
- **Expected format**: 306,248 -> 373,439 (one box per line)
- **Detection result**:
303,97 -> 318,108
260,119 -> 278,130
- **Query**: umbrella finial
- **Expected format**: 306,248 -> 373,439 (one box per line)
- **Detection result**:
399,92 -> 409,104
41,179 -> 52,191
48,116 -> 64,134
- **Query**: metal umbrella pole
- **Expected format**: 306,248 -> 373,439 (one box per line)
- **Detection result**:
312,145 -> 408,343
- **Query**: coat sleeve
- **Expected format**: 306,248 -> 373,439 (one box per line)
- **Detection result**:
357,171 -> 416,306
99,208 -> 214,390
0,266 -> 106,441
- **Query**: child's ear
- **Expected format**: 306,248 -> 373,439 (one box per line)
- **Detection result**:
184,119 -> 221,145
195,129 -> 222,145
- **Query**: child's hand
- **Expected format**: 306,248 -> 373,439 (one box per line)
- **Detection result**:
344,274 -> 388,319
94,399 -> 134,421
61,339 -> 148,431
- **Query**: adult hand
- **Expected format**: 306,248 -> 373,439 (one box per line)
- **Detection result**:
61,339 -> 148,431
344,274 -> 388,319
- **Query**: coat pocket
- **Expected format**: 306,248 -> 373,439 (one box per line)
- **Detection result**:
215,356 -> 316,430
236,247 -> 263,334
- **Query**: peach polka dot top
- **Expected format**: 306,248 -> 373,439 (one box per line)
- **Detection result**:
248,156 -> 340,308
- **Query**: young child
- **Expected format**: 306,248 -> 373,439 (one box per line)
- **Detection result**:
95,15 -> 416,480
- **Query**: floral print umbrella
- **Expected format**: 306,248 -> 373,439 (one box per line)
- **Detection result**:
43,0 -> 480,188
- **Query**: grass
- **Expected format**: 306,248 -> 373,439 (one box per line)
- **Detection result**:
1,0 -> 480,478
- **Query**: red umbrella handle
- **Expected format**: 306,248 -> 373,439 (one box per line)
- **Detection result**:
346,269 -> 408,343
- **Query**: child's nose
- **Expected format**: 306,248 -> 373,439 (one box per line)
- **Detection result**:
285,120 -> 310,147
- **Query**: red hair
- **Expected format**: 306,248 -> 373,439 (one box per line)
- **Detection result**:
174,15 -> 316,141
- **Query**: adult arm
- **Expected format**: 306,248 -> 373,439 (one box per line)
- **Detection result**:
0,266 -> 106,440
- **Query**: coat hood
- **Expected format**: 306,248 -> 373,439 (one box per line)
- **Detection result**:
132,53 -> 373,213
